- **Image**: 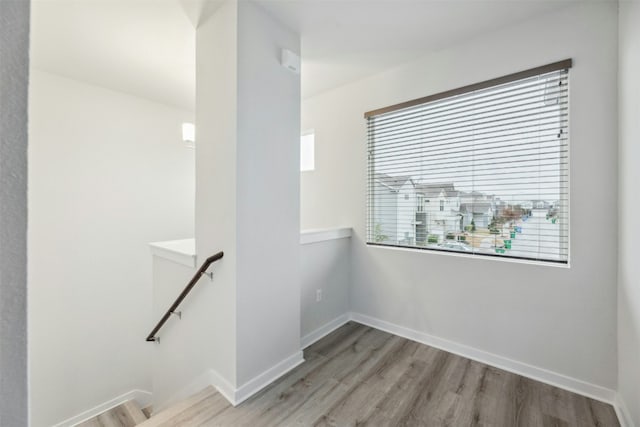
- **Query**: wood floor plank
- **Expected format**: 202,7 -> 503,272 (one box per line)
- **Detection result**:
138,386 -> 220,426
392,350 -> 454,426
76,419 -> 103,427
587,399 -> 620,427
305,322 -> 368,358
356,357 -> 431,425
282,379 -> 350,426
232,333 -> 400,427
140,323 -> 620,427
77,400 -> 147,427
314,338 -> 425,426
120,400 -> 149,424
154,391 -> 230,427
535,380 -> 576,426
204,351 -> 334,426
436,357 -> 488,426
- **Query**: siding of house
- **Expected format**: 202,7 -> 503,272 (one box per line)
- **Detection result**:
396,181 -> 417,245
372,180 -> 398,243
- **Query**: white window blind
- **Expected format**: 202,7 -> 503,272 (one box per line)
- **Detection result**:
366,60 -> 571,264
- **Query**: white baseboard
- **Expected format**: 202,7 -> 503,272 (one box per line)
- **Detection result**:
157,369 -> 236,414
53,389 -> 152,427
234,351 -> 305,405
300,227 -> 352,245
301,313 -> 351,349
58,313 -> 628,426
616,393 -> 636,427
349,312 -> 618,406
210,369 -> 237,405
160,351 -> 305,411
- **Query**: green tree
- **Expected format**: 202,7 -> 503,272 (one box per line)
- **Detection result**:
373,223 -> 388,243
489,216 -> 501,235
500,206 -> 523,229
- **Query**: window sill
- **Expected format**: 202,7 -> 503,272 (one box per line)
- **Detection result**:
300,227 -> 352,245
367,243 -> 570,269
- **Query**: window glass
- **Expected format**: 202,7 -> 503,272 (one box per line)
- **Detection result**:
367,66 -> 569,264
301,132 -> 315,172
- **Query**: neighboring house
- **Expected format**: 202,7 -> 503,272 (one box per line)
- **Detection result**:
531,207 -> 549,218
460,190 -> 493,204
459,190 -> 498,229
372,173 -> 416,245
494,199 -> 508,217
460,202 -> 494,228
415,183 -> 462,243
374,174 -> 549,243
530,200 -> 551,210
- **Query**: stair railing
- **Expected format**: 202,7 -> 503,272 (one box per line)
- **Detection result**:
146,251 -> 224,342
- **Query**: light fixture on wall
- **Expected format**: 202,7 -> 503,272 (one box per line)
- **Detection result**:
182,122 -> 195,148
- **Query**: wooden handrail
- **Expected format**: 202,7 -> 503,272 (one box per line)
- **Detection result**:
146,251 -> 224,342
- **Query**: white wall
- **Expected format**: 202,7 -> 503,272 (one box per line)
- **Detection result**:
149,255 -> 207,409
0,1 -> 30,425
194,0 -> 239,389
235,0 -> 301,386
196,0 -> 301,392
28,70 -> 195,426
302,2 -> 619,392
618,1 -> 640,424
301,236 -> 351,339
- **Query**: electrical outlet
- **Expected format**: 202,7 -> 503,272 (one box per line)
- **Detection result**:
316,289 -> 322,302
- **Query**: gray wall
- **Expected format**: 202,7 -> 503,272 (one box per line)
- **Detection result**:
302,2 -> 619,391
195,0 -> 301,389
0,0 -> 30,425
618,1 -> 640,424
235,0 -> 301,385
301,237 -> 351,338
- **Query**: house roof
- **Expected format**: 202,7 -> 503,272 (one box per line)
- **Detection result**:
415,182 -> 457,198
530,200 -> 551,208
460,202 -> 493,214
460,190 -> 495,202
374,173 -> 413,192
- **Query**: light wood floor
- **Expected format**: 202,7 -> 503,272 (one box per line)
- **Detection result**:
143,321 -> 620,426
78,400 -> 148,427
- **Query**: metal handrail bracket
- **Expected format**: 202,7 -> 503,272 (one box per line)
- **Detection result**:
146,251 -> 224,342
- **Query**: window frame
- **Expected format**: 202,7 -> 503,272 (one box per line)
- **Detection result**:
365,60 -> 572,265
300,130 -> 315,172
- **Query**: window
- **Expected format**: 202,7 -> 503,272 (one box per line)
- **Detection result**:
301,131 -> 315,172
366,60 -> 571,264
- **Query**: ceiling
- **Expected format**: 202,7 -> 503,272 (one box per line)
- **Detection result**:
257,0 -> 575,98
31,0 -> 576,110
31,0 -> 196,110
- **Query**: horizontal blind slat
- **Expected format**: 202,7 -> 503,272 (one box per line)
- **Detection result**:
369,74 -> 568,125
367,65 -> 569,263
367,66 -> 569,119
369,119 -> 568,152
369,94 -> 568,137
369,110 -> 568,146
